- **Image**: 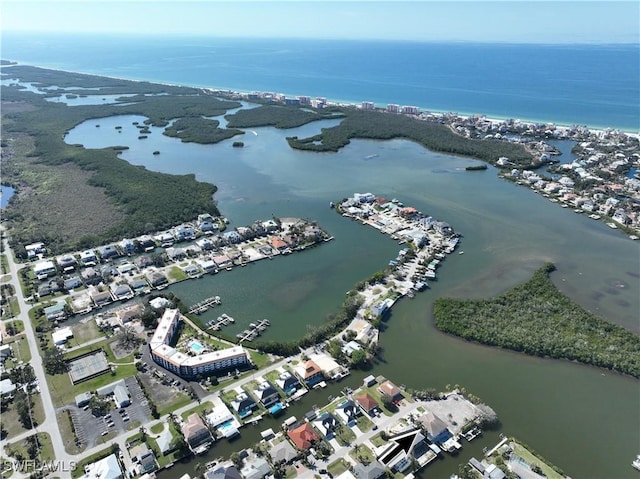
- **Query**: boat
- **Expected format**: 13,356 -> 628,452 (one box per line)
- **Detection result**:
588,214 -> 601,220
606,222 -> 618,229
458,251 -> 464,255
632,455 -> 640,471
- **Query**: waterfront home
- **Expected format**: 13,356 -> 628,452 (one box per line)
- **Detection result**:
44,302 -> 66,321
196,237 -> 215,251
294,360 -> 324,387
231,391 -> 257,418
90,289 -> 112,308
110,283 -> 134,301
77,454 -> 123,479
346,318 -> 377,345
174,225 -> 197,242
128,278 -> 150,295
270,236 -> 290,252
182,413 -> 213,450
313,412 -> 339,439
342,340 -> 363,358
147,271 -> 168,289
156,427 -> 176,456
198,218 -> 218,233
222,230 -> 242,244
276,370 -> 301,395
236,226 -> 256,240
309,352 -> 345,379
212,254 -> 233,269
37,280 -> 60,298
199,259 -> 218,274
268,438 -> 297,464
287,422 -> 319,450
137,235 -> 157,252
353,192 -> 376,203
253,381 -> 280,408
206,397 -> 241,438
261,219 -> 279,232
129,443 -> 157,474
352,461 -> 386,479
51,326 -> 73,345
204,465 -> 242,479
134,255 -> 154,269
417,411 -> 452,444
355,393 -> 381,417
335,400 -> 360,426
378,380 -> 403,403
115,304 -> 143,325
377,429 -> 431,473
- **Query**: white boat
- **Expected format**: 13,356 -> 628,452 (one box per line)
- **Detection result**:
606,222 -> 618,229
458,251 -> 464,255
588,214 -> 601,220
632,455 -> 640,471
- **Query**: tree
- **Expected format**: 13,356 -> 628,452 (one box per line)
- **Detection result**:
117,325 -> 140,349
350,349 -> 368,369
380,393 -> 394,410
230,452 -> 242,468
15,390 -> 35,429
42,347 -> 67,375
88,396 -> 110,416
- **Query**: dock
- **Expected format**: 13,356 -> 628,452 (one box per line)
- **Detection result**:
207,312 -> 235,330
237,318 -> 271,342
188,296 -> 221,315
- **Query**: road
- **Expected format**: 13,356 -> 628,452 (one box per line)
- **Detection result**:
0,236 -> 71,478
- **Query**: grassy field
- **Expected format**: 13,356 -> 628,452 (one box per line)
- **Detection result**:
327,459 -> 349,477
180,401 -> 212,421
1,335 -> 31,366
167,266 -> 188,282
0,297 -> 20,319
47,362 -> 137,408
66,319 -> 103,347
3,432 -> 54,475
56,410 -> 85,455
150,423 -> 164,434
4,320 -> 24,334
349,444 -> 375,465
510,440 -> 564,479
0,394 -> 45,440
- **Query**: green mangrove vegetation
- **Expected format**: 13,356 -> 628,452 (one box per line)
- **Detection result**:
163,116 -> 244,143
433,263 -> 640,378
225,104 -> 343,129
286,109 -> 534,167
0,65 -> 243,253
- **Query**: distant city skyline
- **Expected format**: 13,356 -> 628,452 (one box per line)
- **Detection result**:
2,1 -> 639,44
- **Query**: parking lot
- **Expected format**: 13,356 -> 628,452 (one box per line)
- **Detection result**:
65,377 -> 152,448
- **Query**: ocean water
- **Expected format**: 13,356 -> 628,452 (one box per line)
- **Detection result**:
1,32 -> 639,131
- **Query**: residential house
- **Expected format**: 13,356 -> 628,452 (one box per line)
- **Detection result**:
0,345 -> 12,362
79,250 -> 98,266
313,412 -> 339,439
120,238 -> 136,255
37,280 -> 60,298
156,428 -> 176,456
57,255 -> 77,273
378,380 -> 403,403
417,411 -> 452,444
147,271 -> 168,289
204,465 -> 242,479
377,429 -> 429,473
253,381 -> 280,408
236,226 -> 255,241
44,302 -> 67,322
222,230 -> 242,244
81,267 -> 102,286
110,283 -> 134,301
0,378 -> 16,397
182,413 -> 213,450
77,453 -> 123,479
137,236 -> 157,252
310,352 -> 345,379
130,443 -> 157,474
355,393 -> 380,417
90,290 -> 112,308
231,392 -> 256,418
212,254 -> 233,269
63,276 -> 83,291
25,242 -> 45,259
196,237 -> 215,251
276,370 -> 300,395
294,360 -> 324,387
115,304 -> 143,325
268,439 -> 297,464
287,422 -> 319,450
34,260 -> 56,280
128,278 -> 150,295
270,236 -> 290,252
198,215 -> 218,233
352,461 -> 386,479
240,456 -> 272,479
174,225 -> 197,242
99,245 -> 120,261
335,400 -> 360,426
52,326 -> 73,345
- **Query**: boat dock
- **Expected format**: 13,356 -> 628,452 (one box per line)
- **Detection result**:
188,296 -> 221,315
207,312 -> 235,330
236,318 -> 271,342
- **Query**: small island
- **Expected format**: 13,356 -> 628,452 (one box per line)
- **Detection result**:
232,141 -> 244,148
433,263 -> 640,377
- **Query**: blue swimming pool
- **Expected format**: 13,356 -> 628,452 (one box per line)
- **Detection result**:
189,340 -> 204,353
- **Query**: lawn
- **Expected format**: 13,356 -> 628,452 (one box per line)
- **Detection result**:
4,432 -> 54,472
2,335 -> 32,365
180,401 -> 212,421
4,320 -> 24,334
349,444 -> 375,465
327,459 -> 349,477
47,363 -> 137,407
0,394 -> 46,440
66,319 -> 103,347
0,297 -> 20,319
249,349 -> 273,369
510,440 -> 564,479
150,423 -> 164,434
369,432 -> 388,448
56,410 -> 85,455
167,266 -> 188,282
356,414 -> 374,433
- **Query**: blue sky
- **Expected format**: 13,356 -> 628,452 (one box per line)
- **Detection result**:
2,1 -> 639,43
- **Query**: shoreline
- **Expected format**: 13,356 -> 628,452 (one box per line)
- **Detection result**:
1,60 -> 638,135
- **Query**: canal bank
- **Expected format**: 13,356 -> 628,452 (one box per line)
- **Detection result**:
65,111 -> 639,479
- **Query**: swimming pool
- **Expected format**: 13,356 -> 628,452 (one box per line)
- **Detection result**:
189,340 -> 204,353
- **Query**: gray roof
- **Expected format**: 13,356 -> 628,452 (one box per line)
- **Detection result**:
156,428 -> 174,454
269,440 -> 297,464
353,461 -> 386,479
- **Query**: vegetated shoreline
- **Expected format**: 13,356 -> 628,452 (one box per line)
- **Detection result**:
433,263 -> 640,378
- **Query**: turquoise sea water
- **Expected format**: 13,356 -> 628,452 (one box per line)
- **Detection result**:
1,33 -> 639,131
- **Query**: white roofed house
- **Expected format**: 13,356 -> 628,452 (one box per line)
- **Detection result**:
253,380 -> 280,408
110,283 -> 134,301
314,411 -> 339,439
276,370 -> 301,395
335,399 -> 360,426
79,249 -> 98,266
77,453 -> 123,479
34,260 -> 56,280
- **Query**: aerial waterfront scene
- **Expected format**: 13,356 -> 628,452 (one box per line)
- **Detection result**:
0,2 -> 639,479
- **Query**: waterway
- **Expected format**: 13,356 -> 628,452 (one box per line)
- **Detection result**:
64,112 -> 640,479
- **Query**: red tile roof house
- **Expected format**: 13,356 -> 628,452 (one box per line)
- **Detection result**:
287,423 -> 319,450
355,393 -> 380,417
377,380 -> 403,402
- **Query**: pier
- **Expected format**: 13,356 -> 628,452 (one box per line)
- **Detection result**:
188,295 -> 221,315
236,318 -> 271,342
207,312 -> 235,330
